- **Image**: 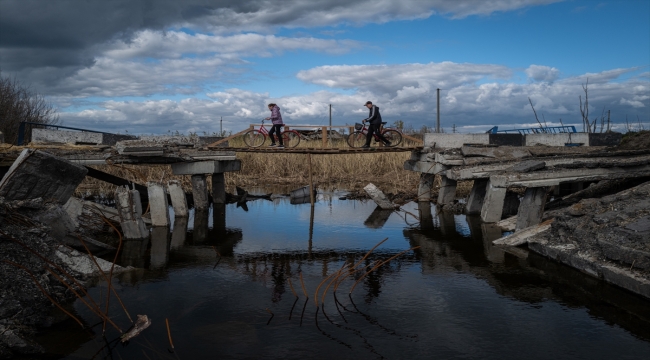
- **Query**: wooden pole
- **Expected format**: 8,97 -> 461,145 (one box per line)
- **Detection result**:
308,154 -> 315,206
322,127 -> 327,148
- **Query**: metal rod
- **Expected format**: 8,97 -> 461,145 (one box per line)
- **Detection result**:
436,88 -> 441,133
308,154 -> 315,206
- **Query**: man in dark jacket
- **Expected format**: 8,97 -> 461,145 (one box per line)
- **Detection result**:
362,101 -> 390,148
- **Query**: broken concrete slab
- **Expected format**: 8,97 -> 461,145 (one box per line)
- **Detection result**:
507,160 -> 546,173
115,186 -> 149,239
493,219 -> 553,246
0,149 -> 88,204
460,145 -> 531,159
515,187 -> 549,231
32,128 -> 103,145
55,245 -> 130,276
171,160 -> 241,175
363,183 -> 397,210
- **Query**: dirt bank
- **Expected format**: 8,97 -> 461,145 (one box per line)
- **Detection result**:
0,198 -> 89,358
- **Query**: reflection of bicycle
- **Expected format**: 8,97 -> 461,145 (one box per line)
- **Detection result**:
347,122 -> 402,148
242,120 -> 301,148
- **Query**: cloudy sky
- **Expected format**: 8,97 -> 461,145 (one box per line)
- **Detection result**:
1,0 -> 648,135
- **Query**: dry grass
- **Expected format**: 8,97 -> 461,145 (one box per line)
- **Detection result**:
76,138 -> 424,197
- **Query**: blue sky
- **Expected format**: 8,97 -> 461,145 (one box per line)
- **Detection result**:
1,0 -> 648,134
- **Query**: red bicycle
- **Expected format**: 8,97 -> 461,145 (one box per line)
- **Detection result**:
242,120 -> 301,148
347,121 -> 402,148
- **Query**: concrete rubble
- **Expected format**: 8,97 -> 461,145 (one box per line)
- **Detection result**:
364,183 -> 398,210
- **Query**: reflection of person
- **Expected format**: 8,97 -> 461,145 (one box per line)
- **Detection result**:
362,101 -> 390,148
265,103 -> 284,148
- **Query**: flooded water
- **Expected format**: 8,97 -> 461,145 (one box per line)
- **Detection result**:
33,192 -> 650,360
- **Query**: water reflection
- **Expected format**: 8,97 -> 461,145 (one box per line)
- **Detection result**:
47,195 -> 650,359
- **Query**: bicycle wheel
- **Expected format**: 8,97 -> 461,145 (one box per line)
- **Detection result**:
282,130 -> 301,148
347,131 -> 366,148
242,130 -> 265,147
381,129 -> 402,147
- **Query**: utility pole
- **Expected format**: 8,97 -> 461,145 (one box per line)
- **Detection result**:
436,88 -> 441,133
329,104 -> 332,128
220,116 -> 222,135
452,124 -> 456,133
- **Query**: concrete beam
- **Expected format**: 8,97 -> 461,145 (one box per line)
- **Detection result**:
212,173 -> 226,204
363,183 -> 397,210
417,173 -> 435,202
191,174 -> 209,210
171,160 -> 241,175
167,180 -> 188,217
437,175 -> 457,205
465,179 -> 488,214
403,160 -> 449,174
32,128 -> 103,145
515,187 -> 549,231
0,149 -> 88,204
490,164 -> 650,188
480,180 -> 507,223
460,146 -> 531,159
525,133 -> 589,147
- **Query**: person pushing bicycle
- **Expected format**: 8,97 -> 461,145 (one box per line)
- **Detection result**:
361,101 -> 390,148
265,103 -> 284,148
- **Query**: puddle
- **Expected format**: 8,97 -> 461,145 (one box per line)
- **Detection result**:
33,192 -> 650,359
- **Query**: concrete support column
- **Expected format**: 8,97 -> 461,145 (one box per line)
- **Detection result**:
438,210 -> 456,236
193,209 -> 209,243
167,180 -> 188,217
418,201 -> 434,229
191,174 -> 209,210
418,173 -> 435,202
213,203 -> 226,230
502,192 -> 521,218
465,179 -> 488,214
115,186 -> 148,239
170,217 -> 188,249
212,172 -> 226,204
147,182 -> 170,227
149,226 -> 170,269
480,181 -> 507,223
437,175 -> 457,205
515,187 -> 549,231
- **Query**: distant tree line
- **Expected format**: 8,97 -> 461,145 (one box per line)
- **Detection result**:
0,71 -> 59,144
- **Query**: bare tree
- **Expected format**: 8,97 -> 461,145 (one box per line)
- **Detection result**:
579,78 -> 590,133
528,97 -> 544,129
0,71 -> 59,143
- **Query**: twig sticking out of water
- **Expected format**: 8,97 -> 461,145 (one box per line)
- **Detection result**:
2,260 -> 85,328
166,318 -> 175,351
299,271 -> 309,299
265,308 -> 275,325
287,278 -> 298,298
299,298 -> 309,327
349,246 -> 420,294
314,270 -> 339,307
289,297 -> 299,320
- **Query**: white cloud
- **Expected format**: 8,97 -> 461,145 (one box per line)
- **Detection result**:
525,65 -> 559,82
59,64 -> 650,135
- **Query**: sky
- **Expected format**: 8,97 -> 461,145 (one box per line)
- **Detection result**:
0,0 -> 648,135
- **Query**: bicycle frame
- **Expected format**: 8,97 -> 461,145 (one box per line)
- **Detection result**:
357,123 -> 389,141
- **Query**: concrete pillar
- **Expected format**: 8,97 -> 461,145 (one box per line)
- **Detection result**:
481,223 -> 505,263
502,192 -> 521,218
418,201 -> 434,230
212,172 -> 226,204
147,182 -> 170,227
191,174 -> 209,210
438,210 -> 456,236
115,186 -> 148,239
193,209 -> 209,243
480,180 -> 507,223
167,180 -> 188,217
437,175 -> 457,205
465,179 -> 488,214
149,226 -> 170,269
418,173 -> 435,202
170,217 -> 188,249
213,203 -> 226,230
515,187 -> 549,231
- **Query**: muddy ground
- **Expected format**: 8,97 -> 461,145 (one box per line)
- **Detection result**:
0,198 -> 86,358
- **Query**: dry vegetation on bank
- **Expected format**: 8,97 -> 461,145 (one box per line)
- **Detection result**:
75,137 -> 476,200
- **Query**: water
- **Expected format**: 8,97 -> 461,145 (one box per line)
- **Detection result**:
34,193 -> 650,359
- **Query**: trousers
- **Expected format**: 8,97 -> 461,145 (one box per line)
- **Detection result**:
269,124 -> 283,145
